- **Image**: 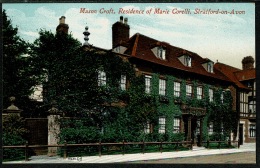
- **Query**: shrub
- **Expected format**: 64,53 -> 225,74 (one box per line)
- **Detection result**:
2,114 -> 28,161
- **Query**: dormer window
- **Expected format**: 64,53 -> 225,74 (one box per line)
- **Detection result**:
184,55 -> 192,67
207,62 -> 214,73
178,55 -> 192,67
157,47 -> 166,60
113,45 -> 127,54
114,46 -> 120,53
202,59 -> 214,73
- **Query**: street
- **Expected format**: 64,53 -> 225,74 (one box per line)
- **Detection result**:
131,151 -> 256,164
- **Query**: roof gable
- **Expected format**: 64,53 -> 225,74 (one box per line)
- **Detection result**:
214,62 -> 252,89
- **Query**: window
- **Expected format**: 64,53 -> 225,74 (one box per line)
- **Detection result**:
145,75 -> 152,94
174,82 -> 181,97
197,86 -> 203,99
249,100 -> 256,113
114,46 -> 120,53
247,82 -> 252,88
220,92 -> 224,104
184,55 -> 192,67
173,118 -> 180,133
249,124 -> 256,137
159,79 -> 166,96
209,88 -> 214,102
207,62 -> 214,73
208,122 -> 213,135
157,47 -> 166,60
186,84 -> 193,98
144,121 -> 150,134
159,117 -> 166,133
120,75 -> 126,90
98,70 -> 106,86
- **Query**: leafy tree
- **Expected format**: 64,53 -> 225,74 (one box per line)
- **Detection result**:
2,10 -> 40,117
31,29 -> 148,143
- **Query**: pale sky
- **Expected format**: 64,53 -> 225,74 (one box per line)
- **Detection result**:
3,3 -> 255,69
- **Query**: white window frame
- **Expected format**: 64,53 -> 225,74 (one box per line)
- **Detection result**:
249,124 -> 256,137
186,84 -> 193,98
207,62 -> 214,73
209,88 -> 214,102
159,79 -> 166,96
159,117 -> 166,134
120,75 -> 126,90
184,55 -> 192,67
174,82 -> 181,97
145,75 -> 152,94
98,70 -> 106,86
208,122 -> 213,135
157,47 -> 166,60
249,100 -> 256,113
220,92 -> 224,104
173,118 -> 180,133
197,86 -> 203,100
144,121 -> 150,134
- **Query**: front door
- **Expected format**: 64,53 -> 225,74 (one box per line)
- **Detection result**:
183,117 -> 199,145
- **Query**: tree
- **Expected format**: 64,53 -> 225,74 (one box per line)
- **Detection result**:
3,10 -> 39,117
30,29 -> 137,142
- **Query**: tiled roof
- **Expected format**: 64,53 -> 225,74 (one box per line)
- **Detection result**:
214,62 -> 252,90
234,69 -> 256,81
123,33 -> 231,82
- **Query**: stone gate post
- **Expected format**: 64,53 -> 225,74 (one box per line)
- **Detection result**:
47,101 -> 61,156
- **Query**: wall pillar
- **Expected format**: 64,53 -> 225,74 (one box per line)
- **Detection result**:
47,102 -> 61,156
3,97 -> 23,117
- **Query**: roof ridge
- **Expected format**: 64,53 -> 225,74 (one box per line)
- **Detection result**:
136,33 -> 204,59
215,62 -> 241,71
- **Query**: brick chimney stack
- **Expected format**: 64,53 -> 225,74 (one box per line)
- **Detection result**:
56,16 -> 69,34
242,56 -> 254,70
112,16 -> 129,48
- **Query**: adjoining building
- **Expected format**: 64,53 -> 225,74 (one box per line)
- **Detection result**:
215,56 -> 256,144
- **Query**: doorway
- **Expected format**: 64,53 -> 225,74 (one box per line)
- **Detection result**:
183,117 -> 200,146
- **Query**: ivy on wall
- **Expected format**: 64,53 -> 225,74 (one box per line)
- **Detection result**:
145,72 -> 234,141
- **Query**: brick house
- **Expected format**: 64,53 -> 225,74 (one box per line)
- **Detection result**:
34,16 -> 254,146
110,16 -> 238,145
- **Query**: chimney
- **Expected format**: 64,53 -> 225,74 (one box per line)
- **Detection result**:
56,16 -> 69,34
124,18 -> 128,25
112,16 -> 130,48
242,56 -> 254,70
120,16 -> 123,23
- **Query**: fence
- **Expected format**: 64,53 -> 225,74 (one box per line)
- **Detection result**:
3,140 -> 192,161
3,140 -> 240,161
201,139 -> 240,149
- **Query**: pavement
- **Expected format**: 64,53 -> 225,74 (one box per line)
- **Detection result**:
3,143 -> 256,164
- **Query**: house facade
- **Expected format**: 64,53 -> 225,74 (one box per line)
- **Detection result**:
110,16 -> 237,145
31,16 -> 255,146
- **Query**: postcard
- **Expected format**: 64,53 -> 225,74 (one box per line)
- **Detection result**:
2,2 -> 256,165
